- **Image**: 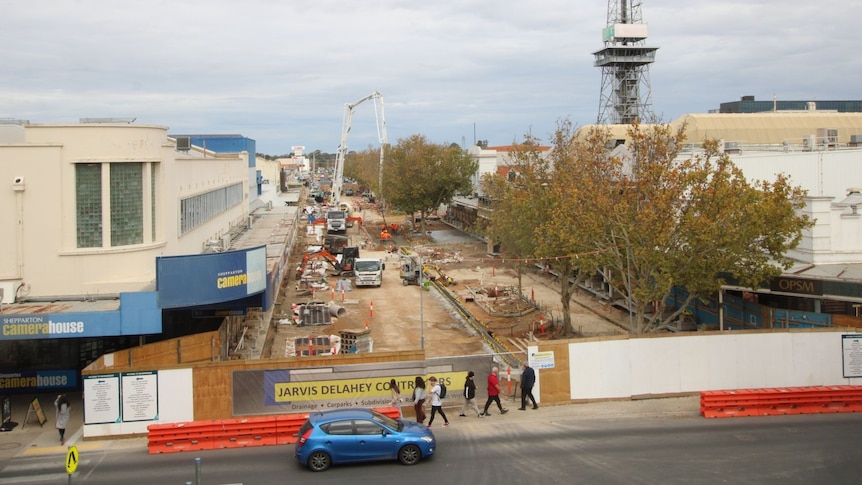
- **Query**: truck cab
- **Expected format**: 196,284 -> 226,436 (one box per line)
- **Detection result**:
326,210 -> 347,233
353,258 -> 385,287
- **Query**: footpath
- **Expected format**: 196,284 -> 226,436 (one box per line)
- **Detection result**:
0,392 -> 701,460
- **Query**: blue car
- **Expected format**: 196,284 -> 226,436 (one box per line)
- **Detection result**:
295,408 -> 436,472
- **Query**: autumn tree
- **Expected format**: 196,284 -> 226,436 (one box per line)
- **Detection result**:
487,120 -> 812,335
576,122 -> 812,332
384,135 -> 477,233
343,146 -> 382,194
483,122 -> 607,337
481,135 -> 577,335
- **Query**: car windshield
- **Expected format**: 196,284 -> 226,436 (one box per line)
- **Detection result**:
371,409 -> 402,431
327,211 -> 345,219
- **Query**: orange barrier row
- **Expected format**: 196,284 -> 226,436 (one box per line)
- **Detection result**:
701,386 -> 862,418
147,407 -> 400,454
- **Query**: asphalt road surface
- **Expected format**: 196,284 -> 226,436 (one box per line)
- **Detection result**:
3,411 -> 861,485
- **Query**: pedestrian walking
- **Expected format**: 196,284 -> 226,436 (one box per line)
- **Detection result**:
412,376 -> 427,424
389,378 -> 403,417
426,377 -> 449,428
54,394 -> 71,444
518,363 -> 538,410
459,371 -> 482,417
480,367 -> 508,416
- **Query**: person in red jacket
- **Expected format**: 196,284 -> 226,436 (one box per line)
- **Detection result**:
480,367 -> 508,416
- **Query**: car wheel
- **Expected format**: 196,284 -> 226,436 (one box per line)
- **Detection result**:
398,444 -> 422,465
308,451 -> 332,472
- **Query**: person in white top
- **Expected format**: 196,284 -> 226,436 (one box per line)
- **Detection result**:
426,376 -> 449,428
389,378 -> 403,417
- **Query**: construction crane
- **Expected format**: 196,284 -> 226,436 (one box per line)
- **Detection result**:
332,92 -> 388,208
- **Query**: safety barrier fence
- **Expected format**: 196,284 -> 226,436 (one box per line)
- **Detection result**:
700,386 -> 862,418
147,407 -> 400,454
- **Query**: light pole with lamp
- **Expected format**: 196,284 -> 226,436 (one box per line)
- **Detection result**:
419,255 -> 425,350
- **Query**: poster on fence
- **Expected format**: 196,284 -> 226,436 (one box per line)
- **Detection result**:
84,373 -> 121,424
121,371 -> 158,422
841,334 -> 862,378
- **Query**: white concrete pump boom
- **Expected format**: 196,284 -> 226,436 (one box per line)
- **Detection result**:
333,91 -> 388,207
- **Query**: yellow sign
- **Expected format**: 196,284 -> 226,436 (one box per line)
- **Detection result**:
273,372 -> 465,403
66,445 -> 79,474
31,398 -> 47,425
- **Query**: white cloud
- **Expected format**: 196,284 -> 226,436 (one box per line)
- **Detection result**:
1,0 -> 858,154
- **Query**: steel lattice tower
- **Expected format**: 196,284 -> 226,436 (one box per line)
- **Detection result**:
593,0 -> 658,125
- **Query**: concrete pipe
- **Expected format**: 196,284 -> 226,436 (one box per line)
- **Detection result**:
328,302 -> 346,318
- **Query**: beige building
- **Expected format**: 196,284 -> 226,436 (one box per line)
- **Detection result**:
0,121 -> 250,303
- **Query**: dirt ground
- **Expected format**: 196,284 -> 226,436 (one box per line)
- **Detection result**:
266,208 -> 630,360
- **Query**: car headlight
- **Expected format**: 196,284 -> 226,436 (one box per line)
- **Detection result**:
420,436 -> 434,443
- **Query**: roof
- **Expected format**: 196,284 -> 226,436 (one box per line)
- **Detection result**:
486,144 -> 552,152
306,407 -> 376,422
578,112 -> 862,146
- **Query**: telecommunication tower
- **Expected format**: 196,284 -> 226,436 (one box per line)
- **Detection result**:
593,0 -> 658,124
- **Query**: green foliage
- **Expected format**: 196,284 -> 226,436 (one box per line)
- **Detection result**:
484,120 -> 812,334
384,135 -> 477,228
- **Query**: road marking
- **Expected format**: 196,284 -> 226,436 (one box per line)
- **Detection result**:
21,442 -> 103,456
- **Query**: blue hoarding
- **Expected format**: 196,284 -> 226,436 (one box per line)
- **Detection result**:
0,292 -> 161,341
156,246 -> 267,309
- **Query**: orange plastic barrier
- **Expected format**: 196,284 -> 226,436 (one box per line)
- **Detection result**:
701,386 -> 862,418
148,407 -> 402,454
147,420 -> 221,454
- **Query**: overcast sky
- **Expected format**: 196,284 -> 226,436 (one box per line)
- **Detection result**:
2,0 -> 860,155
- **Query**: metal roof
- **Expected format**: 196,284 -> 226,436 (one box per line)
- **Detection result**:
580,112 -> 862,146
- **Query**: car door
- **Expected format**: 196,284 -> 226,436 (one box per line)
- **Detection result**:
353,419 -> 397,461
320,419 -> 359,462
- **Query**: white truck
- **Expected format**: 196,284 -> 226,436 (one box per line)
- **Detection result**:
353,258 -> 385,287
326,209 -> 347,233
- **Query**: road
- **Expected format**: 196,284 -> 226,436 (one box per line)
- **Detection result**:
3,407 -> 860,484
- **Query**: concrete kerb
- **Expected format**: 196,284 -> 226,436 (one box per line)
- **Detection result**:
0,394 -> 701,459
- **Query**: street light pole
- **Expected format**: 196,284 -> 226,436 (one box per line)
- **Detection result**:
419,256 -> 425,350
626,244 -> 634,335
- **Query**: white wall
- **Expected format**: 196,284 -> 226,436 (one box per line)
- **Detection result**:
83,368 -> 193,438
567,331 -> 862,400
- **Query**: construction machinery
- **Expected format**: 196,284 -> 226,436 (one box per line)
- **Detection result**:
299,247 -> 360,277
323,234 -> 350,254
332,92 -> 387,209
399,254 -> 454,287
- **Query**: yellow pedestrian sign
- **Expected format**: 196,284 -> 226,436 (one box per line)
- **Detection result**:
65,445 -> 79,474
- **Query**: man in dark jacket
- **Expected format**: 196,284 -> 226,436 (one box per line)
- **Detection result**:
519,364 -> 538,410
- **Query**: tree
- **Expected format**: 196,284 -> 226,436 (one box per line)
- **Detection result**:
384,135 -> 477,233
486,120 -> 812,335
557,123 -> 811,333
343,145 -> 381,194
481,135 -> 571,332
483,122 -> 604,337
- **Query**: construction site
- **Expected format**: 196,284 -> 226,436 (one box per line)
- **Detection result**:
262,192 -> 630,363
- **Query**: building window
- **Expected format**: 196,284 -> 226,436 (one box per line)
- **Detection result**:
76,163 -> 103,248
151,165 -> 158,241
76,161 -> 154,249
110,163 -> 144,246
180,183 -> 244,235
